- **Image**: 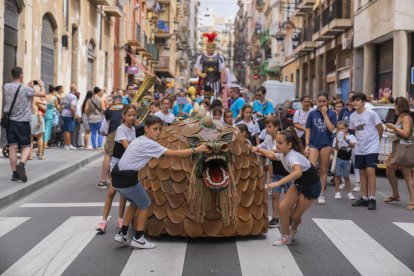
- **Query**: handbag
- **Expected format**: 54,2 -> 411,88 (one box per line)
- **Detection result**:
1,85 -> 22,128
391,120 -> 414,166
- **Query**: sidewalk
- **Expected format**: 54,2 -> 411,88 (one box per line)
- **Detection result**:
0,148 -> 103,209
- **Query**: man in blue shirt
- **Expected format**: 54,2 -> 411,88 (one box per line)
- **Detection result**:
172,91 -> 192,119
122,83 -> 136,104
230,87 -> 245,119
252,86 -> 274,129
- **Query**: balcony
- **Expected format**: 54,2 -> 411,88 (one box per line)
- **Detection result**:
155,20 -> 170,38
292,0 -> 316,17
143,36 -> 159,61
127,24 -> 144,49
293,28 -> 317,56
320,0 -> 352,36
92,0 -> 111,6
312,13 -> 334,41
103,1 -> 123,17
155,55 -> 175,78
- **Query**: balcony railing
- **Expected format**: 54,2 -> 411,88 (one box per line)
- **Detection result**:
332,0 -> 351,19
322,8 -> 330,27
313,15 -> 320,33
301,27 -> 313,42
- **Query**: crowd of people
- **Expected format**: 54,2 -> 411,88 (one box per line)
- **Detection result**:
3,66 -> 413,249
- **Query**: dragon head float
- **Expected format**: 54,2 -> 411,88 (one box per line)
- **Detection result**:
140,109 -> 268,237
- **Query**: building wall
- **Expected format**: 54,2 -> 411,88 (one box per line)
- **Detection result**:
0,0 -> 115,108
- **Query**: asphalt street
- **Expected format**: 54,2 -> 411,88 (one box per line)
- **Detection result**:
0,158 -> 413,276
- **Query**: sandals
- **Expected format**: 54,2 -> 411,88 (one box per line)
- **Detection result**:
383,195 -> 400,203
36,152 -> 44,160
28,155 -> 33,160
407,203 -> 414,210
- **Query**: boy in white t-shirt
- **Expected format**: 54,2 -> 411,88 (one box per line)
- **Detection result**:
332,121 -> 356,200
111,116 -> 209,249
348,93 -> 383,210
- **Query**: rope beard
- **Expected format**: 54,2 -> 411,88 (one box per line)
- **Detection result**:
187,161 -> 240,226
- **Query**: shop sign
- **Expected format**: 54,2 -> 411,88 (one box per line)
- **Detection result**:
127,66 -> 139,75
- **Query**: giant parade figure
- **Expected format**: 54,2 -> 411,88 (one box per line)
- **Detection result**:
195,32 -> 226,99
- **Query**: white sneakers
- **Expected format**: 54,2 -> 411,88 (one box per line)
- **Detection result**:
317,195 -> 326,205
334,192 -> 342,199
347,192 -> 356,200
114,233 -> 155,249
64,144 -> 77,150
272,235 -> 291,246
353,183 -> 361,192
130,236 -> 156,249
339,183 -> 346,190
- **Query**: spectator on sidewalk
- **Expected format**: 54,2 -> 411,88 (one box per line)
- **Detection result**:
3,67 -> 46,182
29,95 -> 46,160
43,85 -> 60,149
61,84 -> 78,150
85,86 -> 104,149
81,91 -> 93,149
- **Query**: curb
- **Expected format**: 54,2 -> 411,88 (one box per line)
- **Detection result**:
0,152 -> 102,210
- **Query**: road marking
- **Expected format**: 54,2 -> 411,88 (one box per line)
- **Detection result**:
313,219 -> 413,276
1,216 -> 101,276
20,202 -> 120,208
0,217 -> 30,238
121,238 -> 187,276
394,222 -> 414,237
236,229 -> 303,275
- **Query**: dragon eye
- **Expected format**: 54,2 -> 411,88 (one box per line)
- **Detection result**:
221,144 -> 230,152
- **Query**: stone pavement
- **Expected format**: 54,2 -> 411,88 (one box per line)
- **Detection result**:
0,148 -> 103,209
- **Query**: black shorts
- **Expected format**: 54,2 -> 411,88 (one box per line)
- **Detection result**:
354,153 -> 379,169
6,120 -> 31,147
295,182 -> 322,200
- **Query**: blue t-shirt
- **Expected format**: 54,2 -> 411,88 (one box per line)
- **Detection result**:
338,106 -> 355,124
252,100 -> 275,116
172,103 -> 192,119
306,108 -> 337,147
195,96 -> 204,104
122,96 -> 132,105
230,97 -> 246,119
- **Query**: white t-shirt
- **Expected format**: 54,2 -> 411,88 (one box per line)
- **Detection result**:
115,124 -> 136,143
154,111 -> 176,124
118,136 -> 168,171
293,109 -> 311,137
259,129 -> 267,141
275,150 -> 311,173
349,109 -> 382,155
332,133 -> 356,149
61,93 -> 78,118
259,135 -> 276,165
236,120 -> 260,136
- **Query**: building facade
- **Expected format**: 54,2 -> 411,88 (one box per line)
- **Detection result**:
1,0 -> 118,107
353,0 -> 414,100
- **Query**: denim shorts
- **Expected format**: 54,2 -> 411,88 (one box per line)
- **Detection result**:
116,182 -> 151,210
295,181 -> 322,200
62,116 -> 75,132
271,175 -> 292,194
6,120 -> 31,147
354,153 -> 379,169
335,158 -> 351,177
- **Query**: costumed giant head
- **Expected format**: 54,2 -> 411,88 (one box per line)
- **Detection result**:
139,106 -> 268,237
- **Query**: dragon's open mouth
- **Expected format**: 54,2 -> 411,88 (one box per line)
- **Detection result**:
202,155 -> 230,191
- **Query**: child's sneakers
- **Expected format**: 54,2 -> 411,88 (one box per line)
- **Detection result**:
339,183 -> 346,190
347,192 -> 356,200
317,194 -> 326,205
334,192 -> 342,199
130,236 -> 156,249
269,217 -> 280,228
114,232 -> 130,245
272,235 -> 291,246
96,220 -> 107,233
353,183 -> 361,192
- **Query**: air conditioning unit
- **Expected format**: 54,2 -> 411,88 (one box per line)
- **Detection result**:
342,38 -> 352,50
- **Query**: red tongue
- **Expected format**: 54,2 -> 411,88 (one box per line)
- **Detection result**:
210,167 -> 223,183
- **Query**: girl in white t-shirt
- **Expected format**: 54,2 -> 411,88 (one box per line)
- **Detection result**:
254,128 -> 321,246
236,105 -> 260,145
96,105 -> 137,233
